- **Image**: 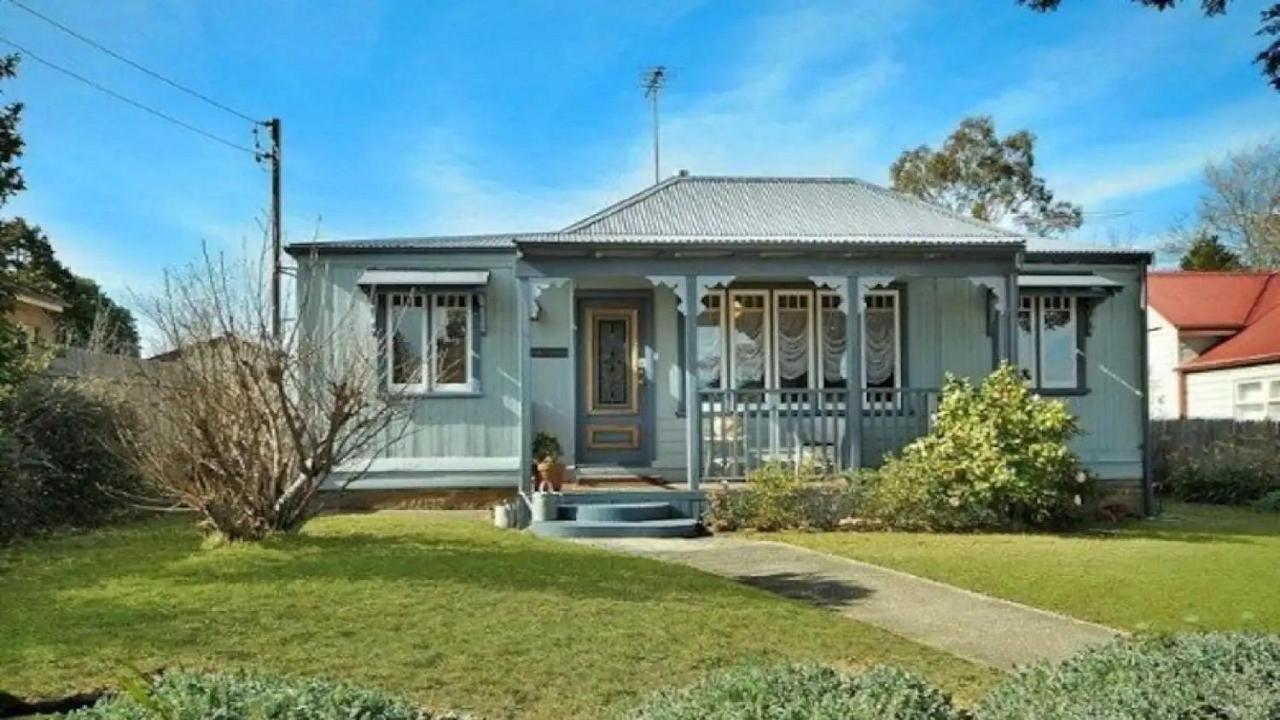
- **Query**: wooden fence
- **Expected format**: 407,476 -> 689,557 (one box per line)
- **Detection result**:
1150,419 -> 1280,484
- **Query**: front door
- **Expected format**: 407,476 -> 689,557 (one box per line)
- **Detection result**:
577,295 -> 651,466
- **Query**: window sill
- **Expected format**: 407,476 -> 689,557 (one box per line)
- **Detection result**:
387,389 -> 484,400
1033,387 -> 1090,397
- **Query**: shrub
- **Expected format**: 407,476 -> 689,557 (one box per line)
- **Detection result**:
1166,460 -> 1276,506
71,670 -> 465,720
973,632 -> 1280,720
1253,489 -> 1280,513
703,462 -> 865,532
862,364 -> 1092,531
0,378 -> 141,543
625,664 -> 956,720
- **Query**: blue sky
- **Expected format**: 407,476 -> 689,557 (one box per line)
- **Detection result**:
3,0 -> 1278,327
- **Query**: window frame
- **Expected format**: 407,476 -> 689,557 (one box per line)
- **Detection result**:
380,289 -> 478,396
696,292 -> 728,391
771,289 -> 815,391
691,287 -> 904,397
860,289 -> 902,394
430,293 -> 475,393
728,289 -> 771,390
817,290 -> 849,389
1017,293 -> 1085,394
1233,378 -> 1280,421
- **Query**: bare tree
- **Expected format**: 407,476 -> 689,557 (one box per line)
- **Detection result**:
1199,138 -> 1280,268
116,241 -> 408,541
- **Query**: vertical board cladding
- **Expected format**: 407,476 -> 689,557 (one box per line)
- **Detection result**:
293,251 -> 521,462
906,277 -> 993,387
1031,262 -> 1146,481
1146,306 -> 1181,420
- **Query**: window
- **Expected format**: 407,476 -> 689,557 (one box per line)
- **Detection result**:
863,291 -> 900,391
1234,379 -> 1280,421
695,287 -> 901,394
730,291 -> 768,389
773,291 -> 812,389
818,292 -> 848,389
1017,295 -> 1081,391
383,291 -> 475,393
696,293 -> 726,390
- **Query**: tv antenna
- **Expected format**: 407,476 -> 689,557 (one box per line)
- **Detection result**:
641,66 -> 668,184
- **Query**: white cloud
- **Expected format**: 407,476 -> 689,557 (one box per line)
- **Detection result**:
1050,94 -> 1280,209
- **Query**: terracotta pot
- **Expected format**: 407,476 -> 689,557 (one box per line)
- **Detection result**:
535,460 -> 565,491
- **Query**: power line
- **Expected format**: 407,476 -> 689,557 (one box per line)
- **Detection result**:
4,0 -> 259,124
0,34 -> 257,155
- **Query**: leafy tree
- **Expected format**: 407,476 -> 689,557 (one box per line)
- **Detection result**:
0,54 -> 22,208
1179,231 -> 1243,270
891,116 -> 1083,236
60,276 -> 140,355
1019,1 -> 1280,92
1198,138 -> 1280,268
0,219 -> 139,355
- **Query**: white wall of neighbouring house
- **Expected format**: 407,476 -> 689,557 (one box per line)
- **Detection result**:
1147,306 -> 1180,420
1184,363 -> 1280,419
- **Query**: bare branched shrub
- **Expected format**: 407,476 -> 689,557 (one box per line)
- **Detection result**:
118,242 -> 408,540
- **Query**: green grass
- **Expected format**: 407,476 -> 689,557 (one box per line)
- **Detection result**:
777,502 -> 1280,634
0,512 -> 993,719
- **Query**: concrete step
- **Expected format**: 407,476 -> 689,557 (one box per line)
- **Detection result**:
529,518 -> 700,539
561,502 -> 673,523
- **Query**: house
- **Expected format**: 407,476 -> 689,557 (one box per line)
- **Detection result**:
288,174 -> 1152,533
1147,270 -> 1280,420
5,284 -> 65,345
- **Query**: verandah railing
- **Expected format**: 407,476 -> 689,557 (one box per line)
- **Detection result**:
697,387 -> 939,480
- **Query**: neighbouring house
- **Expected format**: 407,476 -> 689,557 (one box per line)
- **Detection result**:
288,174 -> 1152,534
1147,270 -> 1280,421
5,284 -> 65,345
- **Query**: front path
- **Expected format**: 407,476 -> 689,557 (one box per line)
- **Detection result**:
582,535 -> 1119,670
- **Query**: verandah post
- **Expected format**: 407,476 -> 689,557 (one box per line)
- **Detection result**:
517,276 -> 533,497
844,274 -> 863,471
683,275 -> 701,490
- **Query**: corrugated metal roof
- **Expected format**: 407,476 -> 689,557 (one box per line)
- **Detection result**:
287,234 -> 523,252
1018,274 -> 1122,289
559,175 -> 1021,242
1023,236 -> 1149,256
357,270 -> 489,286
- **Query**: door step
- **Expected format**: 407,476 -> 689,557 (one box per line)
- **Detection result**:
529,501 -> 701,539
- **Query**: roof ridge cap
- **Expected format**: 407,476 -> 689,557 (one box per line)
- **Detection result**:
561,175 -> 687,233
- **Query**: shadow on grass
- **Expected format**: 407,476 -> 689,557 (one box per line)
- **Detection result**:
738,572 -> 873,608
1072,503 -> 1280,544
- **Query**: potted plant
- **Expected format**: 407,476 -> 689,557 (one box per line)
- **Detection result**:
532,432 -> 565,491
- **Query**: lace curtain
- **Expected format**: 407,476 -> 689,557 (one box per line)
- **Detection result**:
733,310 -> 765,388
776,308 -> 809,384
865,307 -> 896,387
821,309 -> 847,385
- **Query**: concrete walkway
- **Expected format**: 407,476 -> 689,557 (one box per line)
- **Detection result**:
581,535 -> 1120,670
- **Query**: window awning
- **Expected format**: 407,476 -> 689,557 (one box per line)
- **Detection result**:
1018,274 -> 1122,291
357,270 -> 489,287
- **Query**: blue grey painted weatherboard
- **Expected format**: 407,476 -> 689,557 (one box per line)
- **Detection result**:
294,248 -> 1145,491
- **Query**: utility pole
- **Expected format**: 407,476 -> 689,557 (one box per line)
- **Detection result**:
266,117 -> 282,340
642,66 -> 666,184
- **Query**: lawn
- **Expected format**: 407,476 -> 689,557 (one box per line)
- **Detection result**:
0,512 -> 992,719
778,502 -> 1280,634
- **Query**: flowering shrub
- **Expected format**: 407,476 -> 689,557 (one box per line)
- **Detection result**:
863,364 -> 1093,531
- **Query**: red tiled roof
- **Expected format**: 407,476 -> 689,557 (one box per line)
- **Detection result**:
1148,271 -> 1279,330
1150,271 -> 1280,373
